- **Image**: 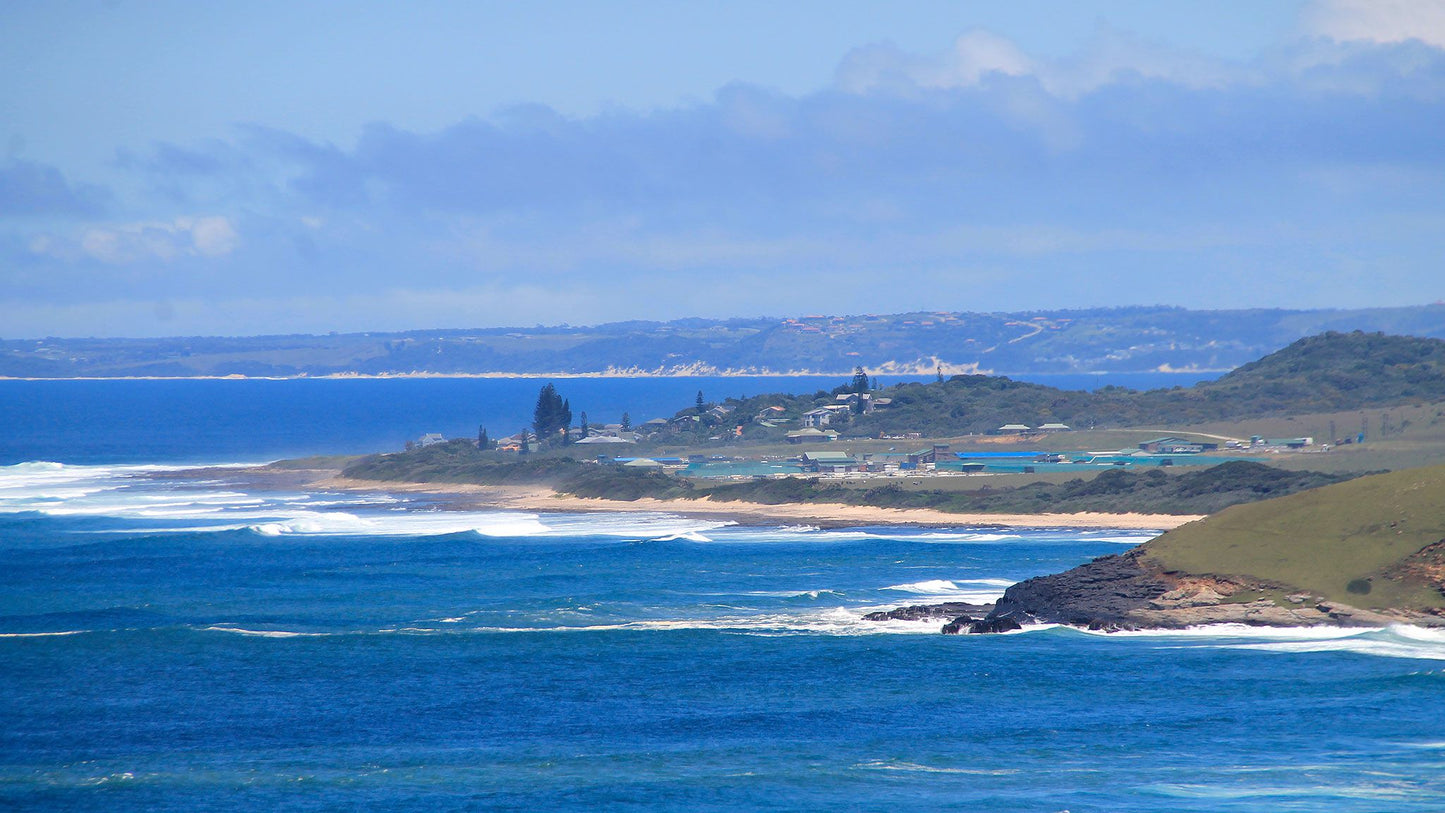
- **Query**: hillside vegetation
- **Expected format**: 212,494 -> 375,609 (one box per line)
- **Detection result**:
657,331 -> 1445,442
342,443 -> 1360,516
1141,465 -> 1445,610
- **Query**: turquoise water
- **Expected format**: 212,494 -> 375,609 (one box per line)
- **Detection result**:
2,378 -> 1443,811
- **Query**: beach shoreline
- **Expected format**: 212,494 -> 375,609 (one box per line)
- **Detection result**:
268,470 -> 1198,530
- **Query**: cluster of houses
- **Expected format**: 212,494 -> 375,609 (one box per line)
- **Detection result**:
796,445 -> 953,474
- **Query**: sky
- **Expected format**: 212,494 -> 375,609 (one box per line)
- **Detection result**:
3,0 -> 1444,338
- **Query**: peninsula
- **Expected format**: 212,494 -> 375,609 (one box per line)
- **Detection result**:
209,329 -> 1445,632
953,465 -> 1445,632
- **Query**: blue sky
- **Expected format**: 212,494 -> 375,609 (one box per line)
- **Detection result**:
3,0 -> 1444,337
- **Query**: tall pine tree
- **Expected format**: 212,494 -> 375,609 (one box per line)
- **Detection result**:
850,366 -> 869,394
532,383 -> 572,442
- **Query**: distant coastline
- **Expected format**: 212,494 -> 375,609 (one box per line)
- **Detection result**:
0,368 -> 1232,382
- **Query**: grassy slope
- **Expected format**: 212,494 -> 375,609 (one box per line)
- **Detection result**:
1141,465 -> 1445,610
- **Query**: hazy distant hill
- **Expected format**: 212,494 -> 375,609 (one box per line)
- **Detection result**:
4,304 -> 1445,378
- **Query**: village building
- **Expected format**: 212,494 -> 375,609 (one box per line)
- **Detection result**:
801,450 -> 859,473
801,408 -> 833,428
1138,436 -> 1219,454
786,428 -> 839,444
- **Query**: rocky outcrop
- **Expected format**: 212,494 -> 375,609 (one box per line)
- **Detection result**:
864,602 -> 994,622
865,541 -> 1445,634
984,550 -> 1172,630
966,549 -> 1445,633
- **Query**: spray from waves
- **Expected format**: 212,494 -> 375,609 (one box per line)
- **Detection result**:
747,589 -> 848,600
395,608 -> 952,637
0,461 -> 173,509
1018,622 -> 1445,661
881,578 -> 1013,603
1214,624 -> 1445,662
247,510 -> 554,538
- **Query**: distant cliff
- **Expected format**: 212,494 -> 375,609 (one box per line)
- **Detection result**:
5,304 -> 1445,378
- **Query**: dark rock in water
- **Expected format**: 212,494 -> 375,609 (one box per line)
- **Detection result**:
863,602 -> 994,622
940,615 -> 975,634
982,551 -> 1170,630
968,616 -> 1022,634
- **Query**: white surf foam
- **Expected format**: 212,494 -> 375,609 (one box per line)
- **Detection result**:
202,626 -> 329,638
245,510 -> 554,538
913,531 -> 1022,543
651,531 -> 714,542
1042,622 -> 1445,661
853,760 -> 1019,775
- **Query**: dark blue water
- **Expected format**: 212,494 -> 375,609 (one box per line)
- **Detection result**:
2,379 -> 1441,812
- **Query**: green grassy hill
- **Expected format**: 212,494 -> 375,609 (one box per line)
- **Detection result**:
1141,465 -> 1445,611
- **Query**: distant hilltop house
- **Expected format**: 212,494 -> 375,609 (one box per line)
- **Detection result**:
833,392 -> 880,414
575,434 -> 636,445
494,433 -> 533,454
754,405 -> 791,427
801,408 -> 833,428
416,433 -> 446,447
1138,436 -> 1219,454
1037,422 -> 1071,432
994,424 -> 1031,435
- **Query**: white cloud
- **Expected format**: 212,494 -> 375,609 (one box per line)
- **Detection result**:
1303,0 -> 1445,48
188,216 -> 239,256
59,216 -> 240,264
836,30 -> 1033,95
925,30 -> 1035,88
836,27 -> 1243,100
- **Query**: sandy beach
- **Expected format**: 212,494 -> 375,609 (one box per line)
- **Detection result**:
307,473 -> 1200,531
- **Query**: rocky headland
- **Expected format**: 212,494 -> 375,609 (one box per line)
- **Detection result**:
875,466 -> 1445,633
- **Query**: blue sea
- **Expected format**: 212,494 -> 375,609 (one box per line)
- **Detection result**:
3,377 -> 1444,811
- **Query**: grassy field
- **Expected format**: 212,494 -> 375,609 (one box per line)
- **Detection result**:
1142,465 -> 1445,610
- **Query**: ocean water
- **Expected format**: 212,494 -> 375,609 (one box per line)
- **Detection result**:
3,379 -> 1443,812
